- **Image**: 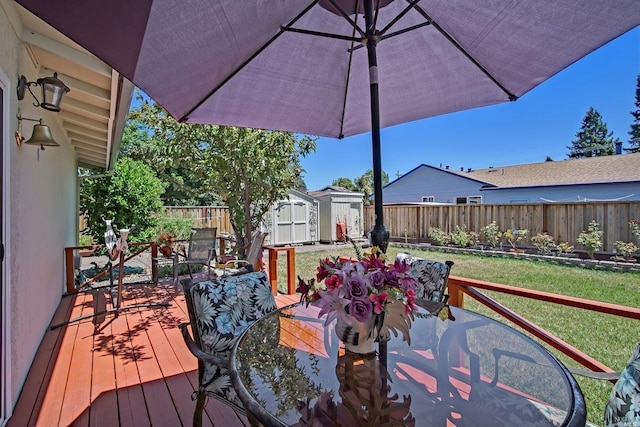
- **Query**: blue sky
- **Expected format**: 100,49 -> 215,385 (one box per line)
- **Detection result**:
300,28 -> 640,190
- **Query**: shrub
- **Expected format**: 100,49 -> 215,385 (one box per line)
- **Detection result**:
557,242 -> 574,254
531,233 -> 555,255
154,212 -> 194,240
450,225 -> 473,248
504,228 -> 529,249
428,227 -> 449,246
614,241 -> 638,259
80,158 -> 166,244
480,221 -> 502,247
576,220 -> 602,259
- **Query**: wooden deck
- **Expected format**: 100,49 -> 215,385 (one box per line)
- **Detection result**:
7,278 -> 299,427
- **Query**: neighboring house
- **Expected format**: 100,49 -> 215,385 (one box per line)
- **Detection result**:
0,3 -> 132,421
383,151 -> 640,205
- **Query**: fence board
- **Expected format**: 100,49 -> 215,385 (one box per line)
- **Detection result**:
365,201 -> 640,252
162,206 -> 232,234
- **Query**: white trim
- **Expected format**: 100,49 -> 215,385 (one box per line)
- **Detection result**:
0,64 -> 13,425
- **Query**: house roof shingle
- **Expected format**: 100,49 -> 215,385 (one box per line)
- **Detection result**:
445,153 -> 640,189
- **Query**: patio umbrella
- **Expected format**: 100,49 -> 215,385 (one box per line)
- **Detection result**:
16,0 -> 640,251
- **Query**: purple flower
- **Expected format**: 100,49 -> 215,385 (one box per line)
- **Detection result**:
314,287 -> 349,326
348,297 -> 373,322
345,274 -> 368,299
365,269 -> 386,290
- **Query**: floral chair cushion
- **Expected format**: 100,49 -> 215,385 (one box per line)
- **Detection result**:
186,271 -> 276,410
604,343 -> 640,427
396,253 -> 453,303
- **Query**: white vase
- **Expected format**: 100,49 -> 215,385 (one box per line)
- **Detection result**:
335,316 -> 376,355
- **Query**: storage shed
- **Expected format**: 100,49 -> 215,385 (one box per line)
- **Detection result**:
309,186 -> 365,243
262,189 -> 320,245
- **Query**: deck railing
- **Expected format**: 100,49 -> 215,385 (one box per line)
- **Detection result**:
447,275 -> 640,377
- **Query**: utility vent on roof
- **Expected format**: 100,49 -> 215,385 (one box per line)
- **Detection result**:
488,168 -> 498,173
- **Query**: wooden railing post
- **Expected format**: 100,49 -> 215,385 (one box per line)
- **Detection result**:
447,281 -> 465,308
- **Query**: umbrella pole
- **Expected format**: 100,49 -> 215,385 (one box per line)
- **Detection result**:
364,0 -> 389,254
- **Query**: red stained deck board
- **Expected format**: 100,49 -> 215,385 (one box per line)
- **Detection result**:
6,296 -> 74,427
8,283 -> 297,427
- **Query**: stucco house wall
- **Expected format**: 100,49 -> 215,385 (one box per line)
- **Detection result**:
382,165 -> 484,204
1,6 -> 78,415
482,182 -> 640,204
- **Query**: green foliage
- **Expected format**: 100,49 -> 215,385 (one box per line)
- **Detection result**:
450,225 -> 473,248
576,220 -> 603,259
154,212 -> 194,240
78,233 -> 94,247
427,227 -> 449,246
531,233 -> 556,254
557,242 -> 574,254
504,228 -> 529,249
480,221 -> 502,247
126,98 -> 317,255
80,157 -> 166,243
629,74 -> 640,153
567,107 -> 618,158
354,169 -> 390,206
332,177 -> 357,191
614,241 -> 638,259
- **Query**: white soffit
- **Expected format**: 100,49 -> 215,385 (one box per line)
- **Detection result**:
14,3 -> 132,170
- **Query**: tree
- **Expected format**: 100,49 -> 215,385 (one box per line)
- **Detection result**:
80,157 -> 166,244
628,74 -> 640,153
122,97 -> 221,206
127,100 -> 316,255
567,107 -> 618,158
355,169 -> 390,206
331,177 -> 357,191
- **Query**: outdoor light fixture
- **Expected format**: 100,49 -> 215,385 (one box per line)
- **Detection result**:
15,111 -> 60,150
17,72 -> 70,112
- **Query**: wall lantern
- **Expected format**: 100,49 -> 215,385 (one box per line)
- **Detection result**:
17,72 -> 70,112
15,111 -> 60,150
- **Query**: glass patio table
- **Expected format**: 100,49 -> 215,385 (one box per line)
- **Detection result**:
230,301 -> 586,427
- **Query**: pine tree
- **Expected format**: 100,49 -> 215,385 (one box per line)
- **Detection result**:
628,74 -> 640,153
567,107 -> 618,158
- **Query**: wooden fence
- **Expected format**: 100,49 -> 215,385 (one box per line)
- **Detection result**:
162,206 -> 233,233
364,201 -> 640,252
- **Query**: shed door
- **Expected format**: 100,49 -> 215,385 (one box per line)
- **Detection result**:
276,201 -> 308,244
349,203 -> 361,238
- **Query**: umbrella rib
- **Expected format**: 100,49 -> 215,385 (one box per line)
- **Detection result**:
379,0 -> 422,36
338,6 -> 364,139
324,0 -> 366,37
179,0 -> 322,122
410,2 -> 517,101
281,27 -> 360,43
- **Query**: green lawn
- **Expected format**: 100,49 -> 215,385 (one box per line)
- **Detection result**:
273,243 -> 640,426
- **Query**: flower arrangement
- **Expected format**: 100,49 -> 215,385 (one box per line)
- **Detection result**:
504,228 -> 529,249
296,249 -> 418,327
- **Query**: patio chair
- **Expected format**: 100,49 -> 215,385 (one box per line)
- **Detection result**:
221,231 -> 267,275
180,270 -> 277,426
570,343 -> 640,427
178,227 -> 218,280
396,253 -> 454,303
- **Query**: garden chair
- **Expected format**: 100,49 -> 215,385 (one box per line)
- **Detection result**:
569,344 -> 640,426
396,253 -> 454,303
180,270 -> 277,426
178,227 -> 218,280
221,231 -> 267,275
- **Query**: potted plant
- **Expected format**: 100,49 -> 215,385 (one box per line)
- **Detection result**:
531,233 -> 555,255
504,228 -> 529,253
156,231 -> 176,257
576,220 -> 602,260
613,241 -> 638,263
